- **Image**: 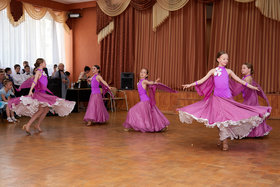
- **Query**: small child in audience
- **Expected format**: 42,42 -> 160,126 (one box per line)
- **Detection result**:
5,67 -> 13,82
0,79 -> 17,123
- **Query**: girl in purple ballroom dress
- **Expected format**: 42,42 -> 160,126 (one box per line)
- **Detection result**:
240,63 -> 272,137
84,65 -> 111,126
177,51 -> 271,151
8,58 -> 75,135
123,68 -> 171,132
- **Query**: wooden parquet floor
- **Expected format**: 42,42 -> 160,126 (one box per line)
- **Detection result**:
0,111 -> 279,187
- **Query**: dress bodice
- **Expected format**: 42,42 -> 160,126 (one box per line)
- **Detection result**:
35,69 -> 48,93
91,74 -> 101,94
137,79 -> 150,102
213,66 -> 232,98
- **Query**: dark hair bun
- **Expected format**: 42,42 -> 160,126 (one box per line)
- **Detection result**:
34,58 -> 45,69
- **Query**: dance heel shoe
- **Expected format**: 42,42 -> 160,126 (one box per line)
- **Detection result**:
222,140 -> 229,151
22,125 -> 31,136
34,125 -> 42,133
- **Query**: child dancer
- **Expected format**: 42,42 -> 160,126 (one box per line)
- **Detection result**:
8,58 -> 75,135
123,68 -> 173,132
177,51 -> 271,151
240,63 -> 272,137
84,65 -> 111,126
0,79 -> 17,123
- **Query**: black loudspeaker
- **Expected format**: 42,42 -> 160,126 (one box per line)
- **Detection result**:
121,72 -> 134,90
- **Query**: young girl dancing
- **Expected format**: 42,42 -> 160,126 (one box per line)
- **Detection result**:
84,65 -> 111,126
0,79 -> 17,123
123,68 -> 175,132
240,63 -> 272,137
8,58 -> 75,135
177,51 -> 271,151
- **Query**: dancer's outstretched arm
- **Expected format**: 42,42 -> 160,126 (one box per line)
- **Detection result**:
97,75 -> 111,88
228,69 -> 259,91
182,69 -> 215,90
143,78 -> 160,85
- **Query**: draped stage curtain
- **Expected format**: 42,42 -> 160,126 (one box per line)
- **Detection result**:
100,6 -> 135,87
134,0 -> 206,89
209,0 -> 280,93
100,0 -> 206,90
98,0 -> 280,92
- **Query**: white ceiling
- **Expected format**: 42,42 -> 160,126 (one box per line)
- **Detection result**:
51,0 -> 96,4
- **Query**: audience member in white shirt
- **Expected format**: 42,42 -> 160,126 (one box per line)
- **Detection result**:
22,61 -> 29,74
12,64 -> 24,88
23,65 -> 32,81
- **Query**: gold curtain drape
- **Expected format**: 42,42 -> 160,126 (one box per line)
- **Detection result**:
96,0 -> 131,17
0,0 -> 9,11
255,0 -> 280,22
209,0 -> 280,93
156,0 -> 189,11
234,0 -> 280,22
49,10 -> 67,23
0,2 -> 69,31
24,3 -> 68,30
97,0 -> 191,33
98,21 -> 114,43
23,3 -> 47,20
96,4 -> 114,43
152,2 -> 169,31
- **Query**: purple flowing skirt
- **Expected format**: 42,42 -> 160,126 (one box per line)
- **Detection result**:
83,93 -> 109,123
8,92 -> 75,117
247,122 -> 272,137
177,95 -> 271,140
243,89 -> 272,137
123,101 -> 169,132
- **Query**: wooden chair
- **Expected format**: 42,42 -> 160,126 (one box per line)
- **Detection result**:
100,88 -> 114,112
110,87 -> 128,112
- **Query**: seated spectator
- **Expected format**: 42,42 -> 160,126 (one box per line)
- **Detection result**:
78,66 -> 90,81
23,65 -> 32,81
5,67 -> 13,83
22,61 -> 29,73
12,64 -> 24,89
0,70 -> 5,89
0,79 -> 17,123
